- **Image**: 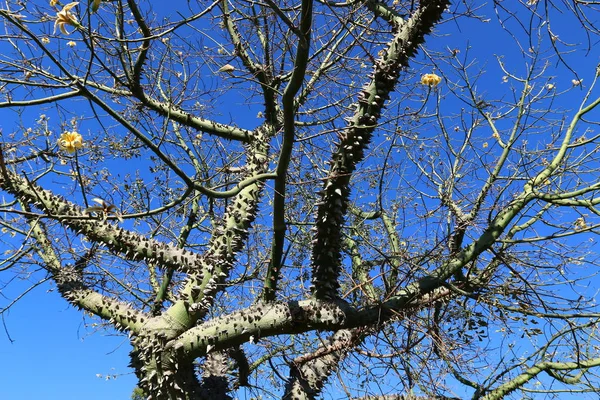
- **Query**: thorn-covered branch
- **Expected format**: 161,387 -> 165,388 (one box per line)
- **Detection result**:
283,329 -> 366,399
24,203 -> 147,333
310,0 -> 449,299
0,168 -> 205,273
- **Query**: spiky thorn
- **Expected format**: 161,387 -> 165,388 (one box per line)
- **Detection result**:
0,169 -> 204,274
170,123 -> 273,327
309,0 -> 450,300
200,350 -> 233,399
130,332 -> 203,399
283,329 -> 367,399
23,202 -> 146,334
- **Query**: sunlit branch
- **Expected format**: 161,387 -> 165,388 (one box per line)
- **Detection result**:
503,202 -> 552,238
222,0 -> 265,75
0,168 -> 206,273
296,21 -> 356,107
151,190 -> 203,314
526,94 -> 600,191
261,0 -> 303,37
344,235 -> 377,300
534,182 -> 600,202
169,271 -> 468,361
222,0 -> 279,123
0,90 -> 80,107
466,81 -> 531,222
149,124 -> 213,314
284,328 -> 367,398
135,94 -> 252,142
380,211 -> 405,290
24,203 -> 146,333
264,0 -> 313,302
168,123 -> 272,327
364,0 -> 407,24
480,358 -> 600,400
2,8 -> 252,144
125,0 -> 152,91
310,0 -> 449,300
78,88 -> 247,195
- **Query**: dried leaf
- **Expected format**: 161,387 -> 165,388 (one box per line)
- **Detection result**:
217,64 -> 235,73
91,0 -> 101,13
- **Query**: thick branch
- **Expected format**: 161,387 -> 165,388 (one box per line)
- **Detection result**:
137,95 -> 251,142
310,0 -> 449,299
0,169 -> 204,273
283,328 -> 366,399
165,123 -> 273,331
25,205 -> 146,333
167,274 -> 450,360
480,358 -> 600,400
264,0 -> 313,302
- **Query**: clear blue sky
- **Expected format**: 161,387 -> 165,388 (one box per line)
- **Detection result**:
0,282 -> 136,399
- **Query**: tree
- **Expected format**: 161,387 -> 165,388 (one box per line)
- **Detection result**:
2,0 -> 600,398
132,387 -> 147,400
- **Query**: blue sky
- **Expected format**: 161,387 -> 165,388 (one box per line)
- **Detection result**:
0,284 -> 136,399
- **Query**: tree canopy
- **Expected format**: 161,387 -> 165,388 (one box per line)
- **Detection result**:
2,0 -> 600,399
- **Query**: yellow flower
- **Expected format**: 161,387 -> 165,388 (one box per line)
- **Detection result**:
41,37 -> 50,44
67,40 -> 76,47
58,131 -> 83,153
421,73 -> 442,86
54,2 -> 79,35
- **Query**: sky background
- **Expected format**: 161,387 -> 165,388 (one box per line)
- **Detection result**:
0,283 -> 136,399
1,0 -> 600,399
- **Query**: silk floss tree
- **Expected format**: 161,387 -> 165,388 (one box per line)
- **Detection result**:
2,0 -> 600,399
